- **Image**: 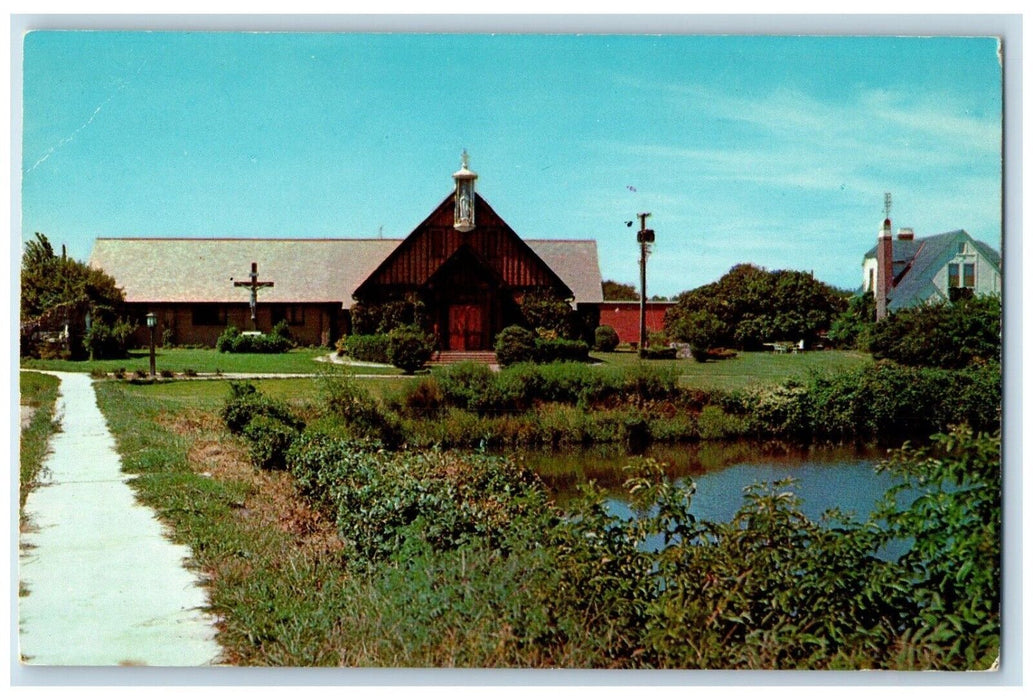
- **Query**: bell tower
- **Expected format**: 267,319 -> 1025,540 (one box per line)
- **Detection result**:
453,150 -> 478,232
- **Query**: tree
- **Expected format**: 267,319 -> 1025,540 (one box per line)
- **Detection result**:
519,290 -> 578,339
20,232 -> 128,358
827,291 -> 876,349
602,279 -> 640,301
666,264 -> 848,351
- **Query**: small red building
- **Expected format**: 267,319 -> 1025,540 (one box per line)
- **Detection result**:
597,300 -> 676,345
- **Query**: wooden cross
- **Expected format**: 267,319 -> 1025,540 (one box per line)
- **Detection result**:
233,262 -> 274,331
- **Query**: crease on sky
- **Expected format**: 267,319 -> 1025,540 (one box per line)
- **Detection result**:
25,58 -> 149,176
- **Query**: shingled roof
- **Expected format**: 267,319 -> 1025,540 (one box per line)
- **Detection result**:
90,236 -> 604,308
863,230 -> 1002,311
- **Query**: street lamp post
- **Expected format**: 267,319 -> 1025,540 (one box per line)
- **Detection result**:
636,213 -> 655,359
146,312 -> 157,378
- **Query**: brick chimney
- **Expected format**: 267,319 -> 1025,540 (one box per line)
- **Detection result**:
875,218 -> 893,321
897,227 -> 914,241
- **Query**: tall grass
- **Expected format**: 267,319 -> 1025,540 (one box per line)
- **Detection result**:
18,371 -> 61,512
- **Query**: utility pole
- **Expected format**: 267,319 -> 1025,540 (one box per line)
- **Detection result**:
636,212 -> 655,358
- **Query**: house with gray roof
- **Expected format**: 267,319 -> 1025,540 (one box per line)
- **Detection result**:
862,224 -> 1001,320
90,156 -> 604,349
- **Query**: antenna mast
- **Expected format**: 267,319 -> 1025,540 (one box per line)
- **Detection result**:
883,192 -> 892,220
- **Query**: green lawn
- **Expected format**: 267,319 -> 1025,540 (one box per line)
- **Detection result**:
116,374 -> 414,410
593,349 -> 873,391
19,347 -> 402,376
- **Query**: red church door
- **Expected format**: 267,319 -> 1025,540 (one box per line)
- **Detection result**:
448,304 -> 483,351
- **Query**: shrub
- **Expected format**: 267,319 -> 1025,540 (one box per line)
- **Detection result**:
520,290 -> 578,339
393,376 -> 445,418
436,361 -> 498,411
242,414 -> 299,470
343,334 -> 392,364
220,381 -> 304,435
623,363 -> 679,400
593,325 -> 619,352
183,368 -> 198,377
640,346 -> 677,360
270,319 -> 295,347
534,337 -> 590,363
320,372 -> 402,447
873,427 -> 1001,669
495,325 -> 537,367
387,324 -> 434,374
84,317 -> 136,359
868,295 -> 1001,368
216,326 -> 241,353
216,326 -> 290,353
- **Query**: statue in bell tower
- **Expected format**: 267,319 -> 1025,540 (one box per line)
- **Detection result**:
453,150 -> 478,232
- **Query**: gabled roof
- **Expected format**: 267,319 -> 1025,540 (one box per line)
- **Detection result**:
90,234 -> 604,308
89,238 -> 403,309
862,230 -> 1002,311
525,239 -> 604,304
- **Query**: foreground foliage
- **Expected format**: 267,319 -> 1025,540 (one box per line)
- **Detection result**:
212,378 -> 1000,669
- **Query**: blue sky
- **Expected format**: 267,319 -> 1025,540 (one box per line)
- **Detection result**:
20,31 -> 1002,297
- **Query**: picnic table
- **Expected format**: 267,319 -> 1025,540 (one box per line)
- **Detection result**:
764,341 -> 803,354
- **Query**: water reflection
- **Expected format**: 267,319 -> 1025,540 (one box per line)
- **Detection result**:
507,440 -> 898,523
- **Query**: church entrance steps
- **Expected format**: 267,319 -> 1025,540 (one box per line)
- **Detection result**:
428,351 -> 499,366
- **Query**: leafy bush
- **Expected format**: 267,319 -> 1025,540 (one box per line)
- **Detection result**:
534,337 -> 590,363
242,414 -> 299,470
343,334 -> 391,364
216,326 -> 291,354
868,295 -> 1001,368
220,381 -> 304,435
285,438 -> 552,563
593,325 -> 619,352
495,325 -> 537,367
623,363 -> 679,400
270,319 -> 295,347
873,427 -> 1000,669
436,361 -> 498,411
520,290 -> 578,339
319,372 -> 402,447
216,326 -> 241,353
84,317 -> 136,359
387,324 -> 434,374
640,346 -> 677,360
350,298 -> 429,336
392,376 -> 445,418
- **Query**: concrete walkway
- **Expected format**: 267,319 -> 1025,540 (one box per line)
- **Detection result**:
18,371 -> 222,666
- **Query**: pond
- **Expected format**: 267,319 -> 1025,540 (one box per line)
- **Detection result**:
508,440 -> 901,524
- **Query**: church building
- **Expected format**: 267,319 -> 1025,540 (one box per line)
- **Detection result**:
89,155 -> 604,350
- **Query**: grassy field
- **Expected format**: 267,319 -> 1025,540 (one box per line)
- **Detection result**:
19,347 -> 402,376
594,349 -> 872,391
19,371 -> 61,512
116,373 -> 414,411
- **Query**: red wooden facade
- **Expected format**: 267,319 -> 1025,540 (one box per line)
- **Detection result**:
354,192 -> 574,351
597,301 -> 675,345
